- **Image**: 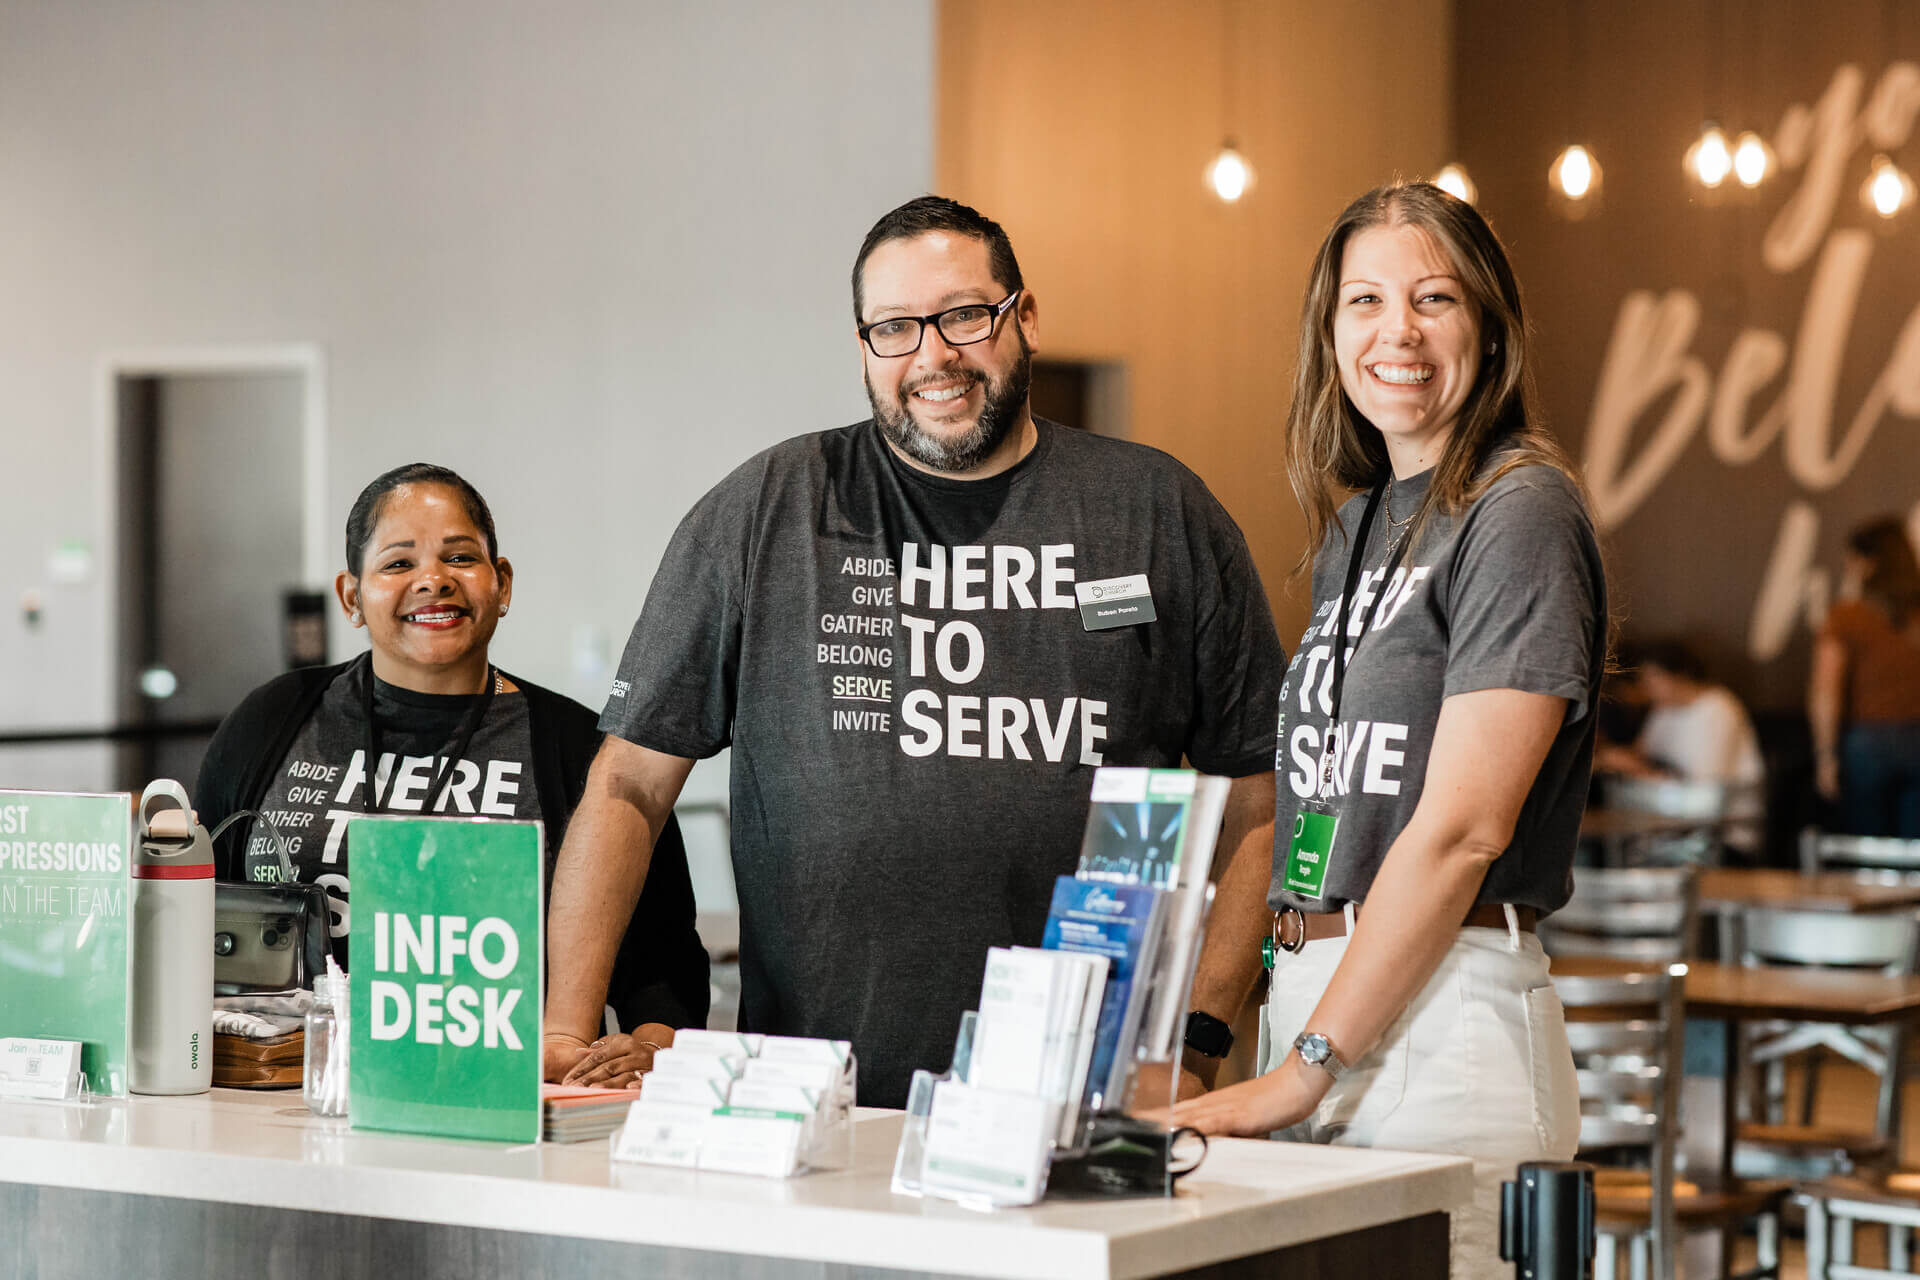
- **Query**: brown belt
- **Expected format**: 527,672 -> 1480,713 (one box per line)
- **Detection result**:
1276,902 -> 1538,950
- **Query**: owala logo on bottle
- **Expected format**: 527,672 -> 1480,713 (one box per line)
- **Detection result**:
190,1032 -> 200,1071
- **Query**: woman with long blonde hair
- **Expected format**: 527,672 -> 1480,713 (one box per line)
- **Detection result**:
1173,182 -> 1605,1274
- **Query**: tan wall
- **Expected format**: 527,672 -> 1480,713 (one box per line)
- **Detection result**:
938,0 -> 1453,642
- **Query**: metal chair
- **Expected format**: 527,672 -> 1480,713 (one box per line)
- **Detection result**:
1541,866 -> 1701,963
1607,777 -> 1765,866
1734,908 -> 1920,1182
1801,829 -> 1920,879
1555,962 -> 1783,1280
1801,1170 -> 1920,1277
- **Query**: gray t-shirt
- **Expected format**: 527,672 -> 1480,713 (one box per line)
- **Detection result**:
249,661 -> 541,964
1269,461 -> 1605,915
603,419 -> 1284,1106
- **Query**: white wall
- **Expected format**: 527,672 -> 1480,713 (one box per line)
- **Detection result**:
0,0 -> 933,796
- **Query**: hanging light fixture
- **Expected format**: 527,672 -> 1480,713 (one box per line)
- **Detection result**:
1732,130 -> 1775,187
1550,144 -> 1601,202
1685,123 -> 1734,188
1684,0 -> 1734,193
1549,0 -> 1601,214
1857,5 -> 1914,218
1206,142 -> 1254,203
1862,153 -> 1917,218
1432,163 -> 1478,205
1205,0 -> 1254,204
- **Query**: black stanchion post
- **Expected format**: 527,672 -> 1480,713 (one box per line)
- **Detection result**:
1499,1160 -> 1596,1279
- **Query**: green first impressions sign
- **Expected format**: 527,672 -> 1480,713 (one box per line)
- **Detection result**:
0,791 -> 132,1096
348,817 -> 543,1143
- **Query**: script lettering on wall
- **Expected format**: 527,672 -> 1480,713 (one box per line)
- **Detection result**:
1583,62 -> 1920,663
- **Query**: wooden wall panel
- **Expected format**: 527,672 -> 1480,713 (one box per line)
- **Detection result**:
937,0 -> 1454,642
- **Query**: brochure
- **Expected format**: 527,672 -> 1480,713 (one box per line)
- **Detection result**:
1076,768 -> 1197,888
1040,875 -> 1166,1108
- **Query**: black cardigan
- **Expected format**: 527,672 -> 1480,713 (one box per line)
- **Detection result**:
194,656 -> 709,1032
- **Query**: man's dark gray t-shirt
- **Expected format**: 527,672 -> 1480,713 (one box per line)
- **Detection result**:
603,420 -> 1284,1106
1269,462 -> 1605,915
248,663 -> 541,965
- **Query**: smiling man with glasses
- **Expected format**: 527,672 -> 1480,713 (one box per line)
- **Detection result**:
543,196 -> 1285,1109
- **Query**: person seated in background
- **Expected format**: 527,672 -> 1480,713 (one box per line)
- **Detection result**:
1595,637 -> 1765,854
1597,638 -> 1764,785
1810,517 -> 1920,838
196,463 -> 708,1083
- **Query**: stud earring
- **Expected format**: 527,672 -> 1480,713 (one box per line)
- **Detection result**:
1487,340 -> 1499,355
350,610 -> 362,625
498,606 -> 509,617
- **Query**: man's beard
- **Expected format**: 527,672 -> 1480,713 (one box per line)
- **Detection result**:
866,336 -> 1033,474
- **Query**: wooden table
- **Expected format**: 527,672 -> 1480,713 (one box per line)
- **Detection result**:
1554,955 -> 1920,1170
1696,867 -> 1920,915
1555,954 -> 1920,1277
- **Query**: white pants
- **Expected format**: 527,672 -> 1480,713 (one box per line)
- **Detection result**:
1256,916 -> 1581,1277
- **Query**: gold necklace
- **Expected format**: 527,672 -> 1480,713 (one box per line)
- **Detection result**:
1384,476 -> 1416,551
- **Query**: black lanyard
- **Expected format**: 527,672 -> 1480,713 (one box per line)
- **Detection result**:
360,656 -> 497,815
1326,477 -> 1416,736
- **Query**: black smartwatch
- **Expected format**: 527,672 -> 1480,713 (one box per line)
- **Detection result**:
1183,1010 -> 1235,1059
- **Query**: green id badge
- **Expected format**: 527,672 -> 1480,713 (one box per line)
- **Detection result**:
1283,810 -> 1339,898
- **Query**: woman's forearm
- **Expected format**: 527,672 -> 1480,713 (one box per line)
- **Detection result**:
1808,637 -> 1848,757
1296,688 -> 1565,1066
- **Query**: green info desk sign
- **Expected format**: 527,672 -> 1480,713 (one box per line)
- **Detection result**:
347,817 -> 543,1143
0,790 -> 133,1097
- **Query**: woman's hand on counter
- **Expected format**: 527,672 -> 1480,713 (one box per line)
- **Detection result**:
560,1024 -> 677,1088
1149,1056 -> 1331,1138
543,1032 -> 592,1083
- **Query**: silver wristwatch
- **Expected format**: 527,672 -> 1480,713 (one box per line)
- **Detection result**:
1293,1031 -> 1347,1080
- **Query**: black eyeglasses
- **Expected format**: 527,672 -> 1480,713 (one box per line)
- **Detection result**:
857,290 -> 1021,358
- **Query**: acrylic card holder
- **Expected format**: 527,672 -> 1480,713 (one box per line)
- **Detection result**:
0,1037 -> 93,1105
891,1012 -> 1075,1208
609,1035 -> 855,1179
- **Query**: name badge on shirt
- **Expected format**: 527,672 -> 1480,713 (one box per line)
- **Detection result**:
1075,574 -> 1156,631
1283,810 -> 1339,898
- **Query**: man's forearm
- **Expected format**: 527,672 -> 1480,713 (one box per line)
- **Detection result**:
544,771 -> 661,1042
1183,771 -> 1276,1086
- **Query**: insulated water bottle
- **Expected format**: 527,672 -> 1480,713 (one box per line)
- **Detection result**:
129,779 -> 215,1095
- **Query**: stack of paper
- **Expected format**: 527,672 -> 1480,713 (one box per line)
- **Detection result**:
541,1083 -> 638,1143
971,945 -> 1108,1135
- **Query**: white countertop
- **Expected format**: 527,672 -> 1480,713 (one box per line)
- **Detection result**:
0,1088 -> 1471,1279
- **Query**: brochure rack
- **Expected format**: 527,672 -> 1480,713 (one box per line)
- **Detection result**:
892,767 -> 1224,1208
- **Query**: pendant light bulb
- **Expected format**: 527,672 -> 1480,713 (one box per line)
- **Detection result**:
1731,131 -> 1774,188
1432,163 -> 1478,205
1550,144 -> 1601,201
1685,123 -> 1733,189
1206,141 -> 1254,203
1862,154 -> 1917,219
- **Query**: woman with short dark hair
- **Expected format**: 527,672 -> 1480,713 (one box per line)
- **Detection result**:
197,463 -> 708,1078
